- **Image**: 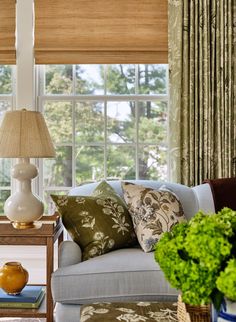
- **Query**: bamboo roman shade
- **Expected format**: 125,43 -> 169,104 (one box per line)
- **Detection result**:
34,0 -> 167,64
0,0 -> 16,64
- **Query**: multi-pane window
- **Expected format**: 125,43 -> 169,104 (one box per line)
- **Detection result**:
0,65 -> 13,214
38,64 -> 168,213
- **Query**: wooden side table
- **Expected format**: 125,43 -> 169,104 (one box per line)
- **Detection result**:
0,214 -> 63,322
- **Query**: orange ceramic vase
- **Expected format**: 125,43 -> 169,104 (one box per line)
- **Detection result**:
0,262 -> 29,295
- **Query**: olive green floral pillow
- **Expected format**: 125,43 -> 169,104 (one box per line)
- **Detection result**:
122,182 -> 186,252
51,181 -> 136,261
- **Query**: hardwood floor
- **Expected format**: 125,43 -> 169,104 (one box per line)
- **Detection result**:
0,319 -> 45,321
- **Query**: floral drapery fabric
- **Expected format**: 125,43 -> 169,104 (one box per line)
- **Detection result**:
168,0 -> 236,186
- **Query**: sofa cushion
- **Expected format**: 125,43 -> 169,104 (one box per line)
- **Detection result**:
51,181 -> 136,261
122,182 -> 186,252
51,248 -> 178,304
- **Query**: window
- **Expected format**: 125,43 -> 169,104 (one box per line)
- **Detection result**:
38,64 -> 168,213
0,65 -> 14,214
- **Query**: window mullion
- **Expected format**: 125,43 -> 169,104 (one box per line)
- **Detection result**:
135,65 -> 139,179
72,99 -> 76,187
72,65 -> 76,187
39,94 -> 167,101
72,65 -> 76,95
166,64 -> 171,181
40,65 -> 45,97
104,65 -> 108,179
38,93 -> 44,200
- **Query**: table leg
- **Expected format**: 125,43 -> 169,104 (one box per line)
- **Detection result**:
58,230 -> 63,261
46,237 -> 54,322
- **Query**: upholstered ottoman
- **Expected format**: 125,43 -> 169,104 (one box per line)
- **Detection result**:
80,302 -> 178,321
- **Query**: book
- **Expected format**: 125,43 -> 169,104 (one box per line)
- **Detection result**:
0,285 -> 44,303
0,289 -> 45,308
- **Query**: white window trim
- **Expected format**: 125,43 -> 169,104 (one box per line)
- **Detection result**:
16,0 -> 35,109
0,1 -> 44,280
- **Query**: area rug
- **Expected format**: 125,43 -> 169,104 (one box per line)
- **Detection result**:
80,302 -> 178,322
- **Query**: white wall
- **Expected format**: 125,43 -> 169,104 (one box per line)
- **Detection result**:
0,246 -> 58,284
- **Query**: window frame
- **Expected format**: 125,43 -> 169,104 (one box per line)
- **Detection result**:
37,64 -> 169,205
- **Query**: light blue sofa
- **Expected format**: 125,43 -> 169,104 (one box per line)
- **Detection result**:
51,180 -> 215,322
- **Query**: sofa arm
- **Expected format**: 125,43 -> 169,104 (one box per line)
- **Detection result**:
192,183 -> 215,214
58,241 -> 82,267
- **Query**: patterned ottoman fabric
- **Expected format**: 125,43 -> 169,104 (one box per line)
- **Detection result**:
80,302 -> 178,322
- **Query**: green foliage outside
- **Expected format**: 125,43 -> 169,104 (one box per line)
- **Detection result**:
0,190 -> 10,215
155,208 -> 236,307
0,66 -> 12,94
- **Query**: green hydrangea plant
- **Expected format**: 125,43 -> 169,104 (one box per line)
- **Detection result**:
154,207 -> 236,307
216,259 -> 236,301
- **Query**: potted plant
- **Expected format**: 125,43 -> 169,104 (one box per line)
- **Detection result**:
154,207 -> 236,321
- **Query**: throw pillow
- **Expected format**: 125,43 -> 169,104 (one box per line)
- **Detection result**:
51,181 -> 136,261
121,182 -> 186,252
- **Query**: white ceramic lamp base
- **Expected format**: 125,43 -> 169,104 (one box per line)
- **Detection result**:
4,158 -> 44,229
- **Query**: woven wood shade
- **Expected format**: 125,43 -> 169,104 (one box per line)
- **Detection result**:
0,0 -> 16,64
0,110 -> 55,158
34,0 -> 168,64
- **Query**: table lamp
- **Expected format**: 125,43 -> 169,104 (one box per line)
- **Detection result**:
0,109 -> 55,229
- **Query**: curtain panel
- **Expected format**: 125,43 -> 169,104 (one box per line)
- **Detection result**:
0,0 -> 16,64
169,0 -> 236,186
34,0 -> 168,64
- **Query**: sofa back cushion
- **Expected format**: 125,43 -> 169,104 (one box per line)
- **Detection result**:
69,180 -> 199,221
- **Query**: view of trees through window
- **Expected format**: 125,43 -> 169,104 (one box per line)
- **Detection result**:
40,64 -> 168,213
0,65 -> 13,214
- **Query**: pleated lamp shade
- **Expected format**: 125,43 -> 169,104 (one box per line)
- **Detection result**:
0,109 -> 55,158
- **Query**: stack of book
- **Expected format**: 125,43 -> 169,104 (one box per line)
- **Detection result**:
0,285 -> 45,309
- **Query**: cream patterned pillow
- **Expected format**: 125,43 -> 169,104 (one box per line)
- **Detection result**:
122,182 -> 186,252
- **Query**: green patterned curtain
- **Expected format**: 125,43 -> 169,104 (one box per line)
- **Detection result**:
168,0 -> 236,186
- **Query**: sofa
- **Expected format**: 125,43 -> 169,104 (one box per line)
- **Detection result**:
51,180 -> 215,322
